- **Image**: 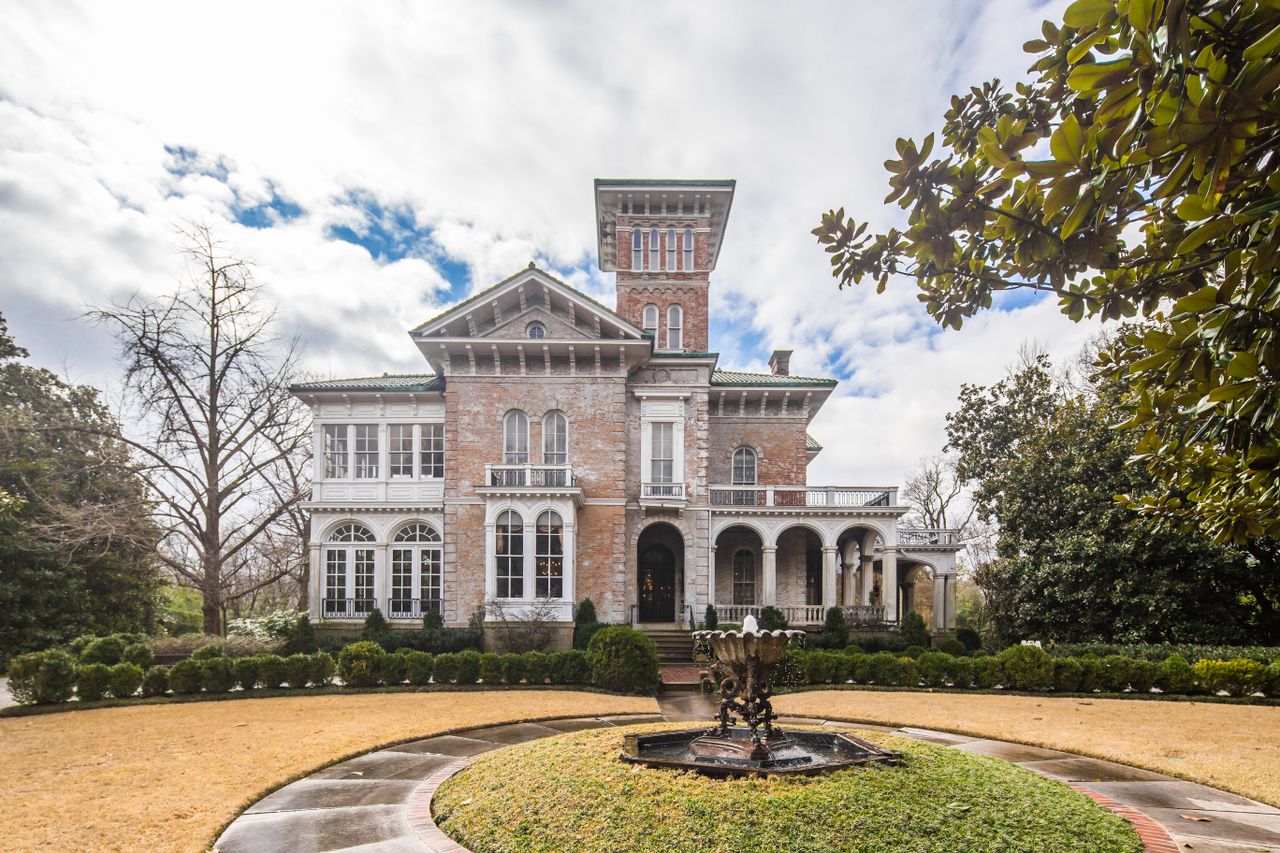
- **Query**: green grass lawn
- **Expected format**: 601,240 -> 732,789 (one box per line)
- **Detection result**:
434,724 -> 1143,853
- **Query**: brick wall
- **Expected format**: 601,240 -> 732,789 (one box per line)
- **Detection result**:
708,415 -> 809,486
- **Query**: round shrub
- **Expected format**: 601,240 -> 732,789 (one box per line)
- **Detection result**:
758,606 -> 788,631
938,638 -> 967,657
900,611 -> 930,648
548,650 -> 589,684
1128,659 -> 1160,694
1076,656 -> 1103,692
850,652 -> 873,684
433,652 -> 460,683
376,651 -> 407,686
829,652 -> 853,684
949,656 -> 974,688
801,651 -> 832,684
774,647 -> 808,687
1194,658 -> 1267,697
903,645 -> 927,660
191,644 -> 225,661
918,651 -> 952,687
522,651 -> 549,684
1265,660 -> 1280,697
233,656 -> 260,691
106,663 -> 144,699
1158,654 -> 1196,695
8,650 -> 77,705
500,653 -> 526,684
867,652 -> 902,685
574,598 -> 597,625
1099,655 -> 1133,692
338,641 -> 386,688
122,643 -> 154,669
256,654 -> 288,689
454,650 -> 482,685
586,626 -> 661,694
999,645 -> 1053,691
898,657 -> 920,687
285,654 -> 314,688
201,657 -> 235,693
1052,658 -> 1083,693
80,636 -> 126,666
405,651 -> 434,686
141,665 -> 169,697
168,659 -> 204,694
973,656 -> 1004,689
479,653 -> 505,684
310,652 -> 337,686
955,627 -> 982,653
574,620 -> 607,651
76,663 -> 112,702
822,606 -> 848,645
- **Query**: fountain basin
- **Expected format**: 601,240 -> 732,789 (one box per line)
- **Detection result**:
621,727 -> 902,777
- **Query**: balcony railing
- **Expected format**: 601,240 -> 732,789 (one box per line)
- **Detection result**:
714,604 -> 887,626
899,528 -> 961,546
641,482 -> 686,500
386,598 -> 444,620
321,598 -> 377,619
485,464 -> 575,488
709,485 -> 896,508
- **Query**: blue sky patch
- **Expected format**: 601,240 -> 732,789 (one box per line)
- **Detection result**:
235,185 -> 303,229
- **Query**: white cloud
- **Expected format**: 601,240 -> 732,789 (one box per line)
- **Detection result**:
0,0 -> 1088,486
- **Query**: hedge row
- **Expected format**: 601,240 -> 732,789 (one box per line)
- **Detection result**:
1045,642 -> 1280,664
7,626 -> 661,706
778,645 -> 1280,698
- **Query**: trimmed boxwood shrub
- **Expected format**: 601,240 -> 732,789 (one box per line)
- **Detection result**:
1077,656 -> 1103,693
973,656 -> 1004,689
433,652 -> 460,683
285,654 -> 313,688
918,651 -> 951,687
1100,655 -> 1133,692
822,607 -> 848,646
141,665 -> 170,697
955,627 -> 982,653
501,653 -> 527,684
1052,657 -> 1083,692
76,663 -> 112,701
405,652 -> 434,685
122,643 -> 154,669
1195,658 -> 1267,697
311,652 -> 337,686
758,606 -> 788,631
850,652 -> 873,684
1158,654 -> 1196,694
201,657 -> 235,693
573,621 -> 608,651
900,611 -> 930,648
903,645 -> 927,660
338,641 -> 385,688
898,657 -> 920,687
867,652 -> 901,685
479,653 -> 505,684
233,656 -> 260,691
586,626 -> 661,694
1128,659 -> 1160,694
1266,660 -> 1280,697
575,598 -> 597,625
937,638 -> 967,657
8,650 -> 77,705
704,604 -> 718,630
455,650 -> 482,685
191,644 -> 224,661
80,636 -> 126,666
376,651 -> 407,686
950,656 -> 974,688
548,650 -> 589,684
522,651 -> 549,684
169,659 -> 204,694
106,663 -> 144,699
999,645 -> 1053,691
257,654 -> 288,689
804,651 -> 836,684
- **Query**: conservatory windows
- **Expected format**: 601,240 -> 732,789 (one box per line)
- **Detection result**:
495,510 -> 524,598
535,510 -> 564,598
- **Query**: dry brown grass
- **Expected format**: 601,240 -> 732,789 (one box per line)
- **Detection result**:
0,691 -> 655,853
776,690 -> 1280,806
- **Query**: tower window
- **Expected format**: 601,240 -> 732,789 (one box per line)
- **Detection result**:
667,304 -> 683,351
631,229 -> 642,270
642,304 -> 658,337
649,228 -> 659,271
527,322 -> 545,339
683,227 -> 694,270
665,228 -> 676,271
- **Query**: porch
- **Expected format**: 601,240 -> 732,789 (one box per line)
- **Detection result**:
715,603 -> 886,628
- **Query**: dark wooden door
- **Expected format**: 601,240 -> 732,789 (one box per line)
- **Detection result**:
638,545 -> 676,622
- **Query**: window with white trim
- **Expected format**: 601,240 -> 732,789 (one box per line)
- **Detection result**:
665,228 -> 676,270
353,424 -> 379,478
495,510 -> 524,598
651,422 -> 674,484
420,423 -> 444,478
503,411 -> 529,464
733,548 -> 756,605
390,523 -> 442,618
631,228 -> 642,270
732,447 -> 758,485
535,510 -> 564,598
324,523 -> 376,617
323,425 -> 348,478
543,411 -> 567,466
683,227 -> 694,270
642,304 -> 659,337
667,304 -> 683,351
649,227 -> 659,270
389,425 -> 414,478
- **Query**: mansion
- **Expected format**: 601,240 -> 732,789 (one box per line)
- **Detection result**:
291,179 -> 961,647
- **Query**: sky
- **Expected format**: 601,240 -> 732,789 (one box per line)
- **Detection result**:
0,0 -> 1101,486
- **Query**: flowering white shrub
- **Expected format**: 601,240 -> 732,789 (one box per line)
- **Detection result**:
227,609 -> 307,640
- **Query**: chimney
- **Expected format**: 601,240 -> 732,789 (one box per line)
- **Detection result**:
769,349 -> 792,376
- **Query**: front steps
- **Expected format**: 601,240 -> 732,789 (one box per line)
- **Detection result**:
635,624 -> 695,665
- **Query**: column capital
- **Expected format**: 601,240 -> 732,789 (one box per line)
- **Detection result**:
821,545 -> 838,553
761,545 -> 777,554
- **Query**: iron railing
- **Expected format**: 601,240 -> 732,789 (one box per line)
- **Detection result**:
708,485 -> 896,508
898,528 -> 961,545
321,598 -> 377,619
713,603 -> 887,626
386,598 -> 444,620
641,482 -> 686,499
485,463 -> 575,488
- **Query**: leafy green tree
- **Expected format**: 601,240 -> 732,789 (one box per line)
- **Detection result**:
815,0 -> 1280,544
949,352 -> 1277,643
0,313 -> 162,664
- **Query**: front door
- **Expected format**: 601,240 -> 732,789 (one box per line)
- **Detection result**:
638,545 -> 676,622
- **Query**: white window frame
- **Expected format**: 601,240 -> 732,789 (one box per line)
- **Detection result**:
651,422 -> 674,484
324,523 -> 376,616
495,510 -> 524,599
503,411 -> 529,465
665,227 -> 676,270
543,411 -> 568,466
323,425 -> 348,479
535,510 -> 564,599
732,447 -> 758,485
631,228 -> 642,270
388,424 -> 414,478
420,423 -> 444,479
666,304 -> 683,351
648,227 -> 659,270
642,303 -> 659,337
353,424 -> 379,479
683,227 -> 694,270
390,523 -> 443,616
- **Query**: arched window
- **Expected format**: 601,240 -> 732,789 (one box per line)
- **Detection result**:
631,228 -> 642,270
324,523 -> 376,618
732,549 -> 756,605
642,303 -> 659,337
665,227 -> 676,270
683,227 -> 694,270
503,410 -> 529,465
390,523 -> 443,619
666,304 -> 683,351
495,510 -> 524,598
649,227 -> 659,270
526,322 -> 545,339
543,411 -> 567,466
732,447 -> 758,485
535,510 -> 564,599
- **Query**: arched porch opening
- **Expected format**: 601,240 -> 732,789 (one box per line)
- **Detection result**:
775,524 -> 825,625
900,562 -> 935,629
636,522 -> 684,624
712,524 -> 764,625
835,525 -> 885,625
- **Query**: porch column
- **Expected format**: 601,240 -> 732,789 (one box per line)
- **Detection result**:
932,574 -> 946,631
761,545 -> 777,606
944,575 -> 957,630
860,555 -> 874,605
882,547 -> 898,622
708,545 -> 717,611
309,542 -> 321,619
821,546 -> 838,609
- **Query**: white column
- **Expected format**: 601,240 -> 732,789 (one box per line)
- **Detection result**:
563,523 -> 576,610
860,556 -> 875,605
945,575 -> 957,630
761,546 -> 777,606
932,575 -> 946,631
309,543 -> 322,619
374,544 -> 388,615
821,546 -> 838,609
708,545 -> 717,611
483,522 -> 496,602
523,520 -> 536,602
882,548 -> 898,622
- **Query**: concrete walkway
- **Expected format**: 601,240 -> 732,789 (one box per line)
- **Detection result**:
0,678 -> 13,710
214,693 -> 1280,853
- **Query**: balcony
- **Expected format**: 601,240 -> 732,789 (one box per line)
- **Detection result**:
899,528 -> 963,546
714,603 -> 886,627
640,481 -> 687,510
486,463 -> 575,488
709,485 -> 898,509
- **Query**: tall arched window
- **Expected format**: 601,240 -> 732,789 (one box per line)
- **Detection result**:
495,510 -> 524,598
325,523 -> 376,618
665,228 -> 676,270
648,227 -> 659,270
535,510 -> 564,598
642,303 -> 659,337
503,410 -> 529,465
732,447 -> 758,485
543,411 -> 567,466
683,227 -> 694,270
390,523 -> 442,619
732,549 -> 756,605
631,228 -> 642,270
666,304 -> 683,351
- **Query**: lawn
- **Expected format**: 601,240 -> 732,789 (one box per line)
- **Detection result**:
776,690 -> 1280,806
0,690 -> 656,853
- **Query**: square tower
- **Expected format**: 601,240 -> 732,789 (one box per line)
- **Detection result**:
594,179 -> 735,353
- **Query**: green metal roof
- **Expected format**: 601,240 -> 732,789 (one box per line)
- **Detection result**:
594,178 -> 736,188
806,433 -> 824,452
711,370 -> 837,388
290,374 -> 443,393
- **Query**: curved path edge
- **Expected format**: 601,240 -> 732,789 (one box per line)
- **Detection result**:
214,695 -> 1280,853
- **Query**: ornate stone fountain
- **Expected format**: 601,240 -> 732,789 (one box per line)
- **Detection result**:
621,616 -> 901,776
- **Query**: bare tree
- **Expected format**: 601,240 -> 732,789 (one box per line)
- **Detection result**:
89,224 -> 311,634
902,453 -> 974,531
